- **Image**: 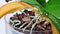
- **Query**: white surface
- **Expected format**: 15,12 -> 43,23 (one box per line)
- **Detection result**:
0,0 -> 6,34
0,17 -> 6,34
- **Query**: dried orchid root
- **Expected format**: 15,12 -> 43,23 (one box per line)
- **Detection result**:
23,19 -> 35,32
19,22 -> 28,29
22,15 -> 40,32
29,16 -> 42,34
30,19 -> 39,34
10,8 -> 52,34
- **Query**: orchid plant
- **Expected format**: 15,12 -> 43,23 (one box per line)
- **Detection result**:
5,0 -> 60,34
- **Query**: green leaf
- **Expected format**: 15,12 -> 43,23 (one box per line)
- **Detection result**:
46,0 -> 60,18
37,0 -> 46,7
21,0 -> 39,4
46,0 -> 60,34
47,13 -> 60,34
21,0 -> 46,16
32,4 -> 46,16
